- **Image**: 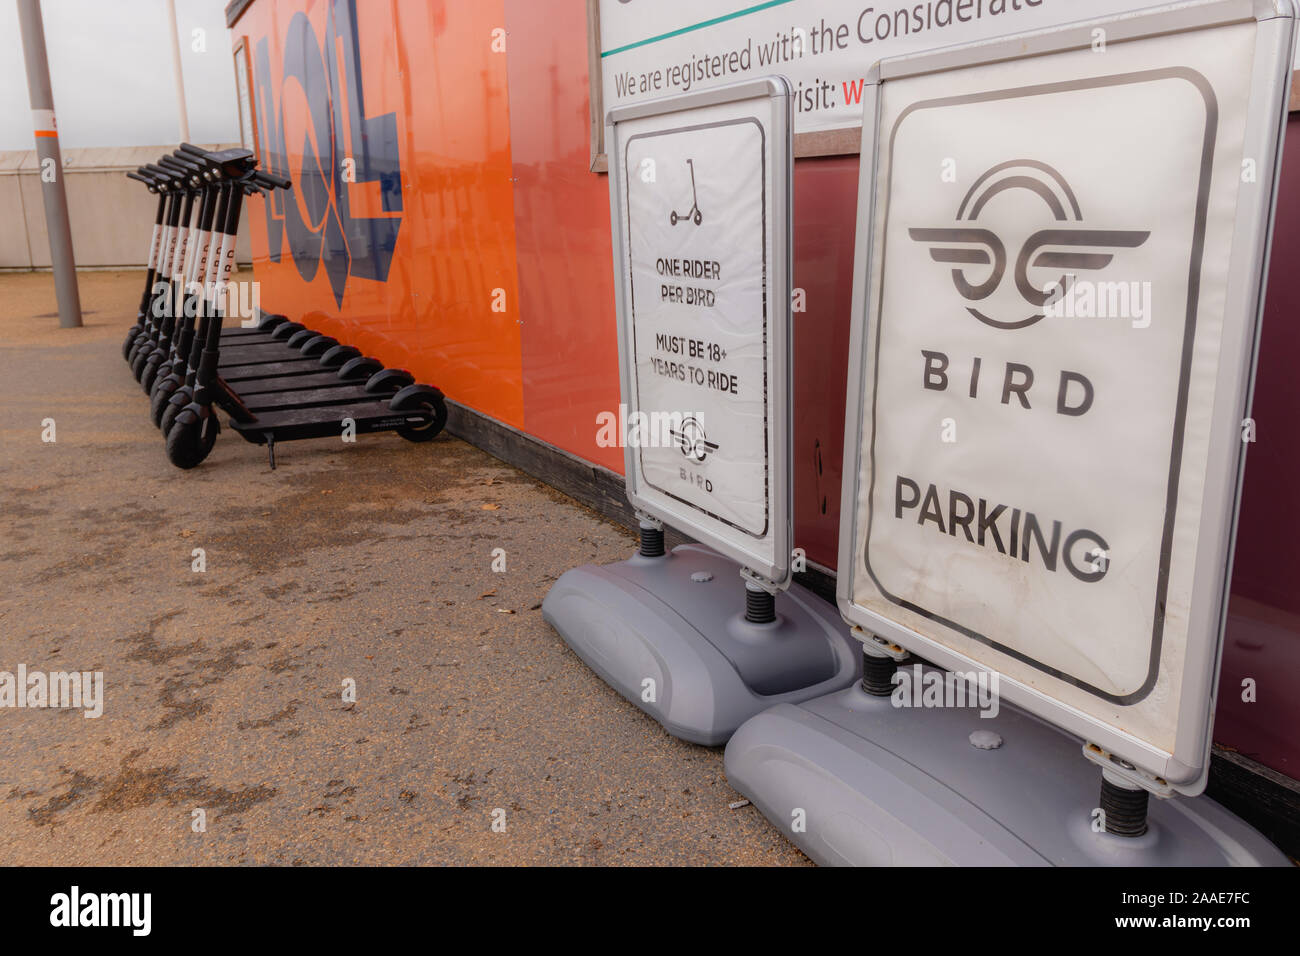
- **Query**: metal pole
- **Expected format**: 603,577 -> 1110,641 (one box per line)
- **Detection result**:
16,0 -> 81,329
166,0 -> 189,141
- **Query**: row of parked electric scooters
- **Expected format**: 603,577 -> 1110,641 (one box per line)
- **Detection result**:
123,144 -> 448,470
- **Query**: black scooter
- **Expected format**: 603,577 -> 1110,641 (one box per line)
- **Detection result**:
125,163 -> 190,370
164,164 -> 446,469
150,152 -> 251,425
121,144 -> 448,470
121,169 -> 170,360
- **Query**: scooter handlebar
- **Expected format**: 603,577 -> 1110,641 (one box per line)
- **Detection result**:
143,163 -> 184,184
158,155 -> 200,176
251,169 -> 292,191
177,142 -> 215,159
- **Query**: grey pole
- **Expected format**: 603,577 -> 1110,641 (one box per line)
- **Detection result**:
16,0 -> 82,329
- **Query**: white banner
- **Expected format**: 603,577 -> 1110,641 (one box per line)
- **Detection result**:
611,82 -> 792,580
843,7 -> 1290,775
627,119 -> 770,536
599,0 -> 1299,137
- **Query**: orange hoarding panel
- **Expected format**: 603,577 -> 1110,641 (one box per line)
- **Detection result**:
240,0 -> 524,427
235,0 -> 854,560
505,0 -> 622,473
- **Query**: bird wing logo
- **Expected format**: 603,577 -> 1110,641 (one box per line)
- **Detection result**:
670,416 -> 719,463
908,160 -> 1150,330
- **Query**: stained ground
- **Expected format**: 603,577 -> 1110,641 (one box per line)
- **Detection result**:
0,270 -> 807,865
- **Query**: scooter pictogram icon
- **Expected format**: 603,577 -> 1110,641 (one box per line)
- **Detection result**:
669,159 -> 703,226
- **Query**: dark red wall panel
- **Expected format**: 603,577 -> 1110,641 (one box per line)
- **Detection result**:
791,157 -> 859,570
1216,114 -> 1300,780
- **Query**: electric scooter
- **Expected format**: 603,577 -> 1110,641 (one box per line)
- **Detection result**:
139,153 -> 211,393
125,163 -> 188,368
128,161 -> 197,380
121,169 -> 170,360
150,152 -> 251,425
163,156 -> 446,469
157,149 -> 259,435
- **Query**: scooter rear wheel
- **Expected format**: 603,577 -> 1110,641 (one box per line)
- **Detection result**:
319,345 -> 362,368
339,356 -> 384,380
271,322 -> 306,341
364,368 -> 415,394
300,335 -> 339,357
390,385 -> 448,443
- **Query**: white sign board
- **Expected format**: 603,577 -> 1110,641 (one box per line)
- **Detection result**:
839,0 -> 1295,790
608,79 -> 793,583
599,0 -> 1300,139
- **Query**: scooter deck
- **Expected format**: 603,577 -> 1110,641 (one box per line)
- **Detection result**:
242,384 -> 388,412
233,371 -> 361,395
218,337 -> 301,352
230,399 -> 423,442
217,343 -> 308,365
220,359 -> 325,380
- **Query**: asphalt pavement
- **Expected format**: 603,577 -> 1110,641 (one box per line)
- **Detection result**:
0,270 -> 807,865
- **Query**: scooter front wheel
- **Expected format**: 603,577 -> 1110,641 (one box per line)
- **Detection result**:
150,376 -> 180,427
165,412 -> 220,469
130,344 -> 153,382
123,327 -> 141,360
159,387 -> 192,436
140,354 -> 165,393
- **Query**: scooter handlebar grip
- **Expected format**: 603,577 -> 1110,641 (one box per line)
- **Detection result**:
254,170 -> 293,190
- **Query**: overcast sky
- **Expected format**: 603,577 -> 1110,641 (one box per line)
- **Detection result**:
2,0 -> 1296,153
0,0 -> 241,150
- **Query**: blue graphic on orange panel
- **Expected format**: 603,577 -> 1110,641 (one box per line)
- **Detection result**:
253,0 -> 402,307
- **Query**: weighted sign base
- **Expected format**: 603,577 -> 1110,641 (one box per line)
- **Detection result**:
724,673 -> 1288,866
542,543 -> 860,746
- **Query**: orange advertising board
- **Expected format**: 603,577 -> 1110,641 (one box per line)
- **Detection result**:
238,0 -> 525,428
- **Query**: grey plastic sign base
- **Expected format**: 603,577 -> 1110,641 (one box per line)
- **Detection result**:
724,671 -> 1288,866
542,544 -> 860,746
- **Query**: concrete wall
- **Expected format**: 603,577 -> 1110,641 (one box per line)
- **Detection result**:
0,144 -> 251,269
